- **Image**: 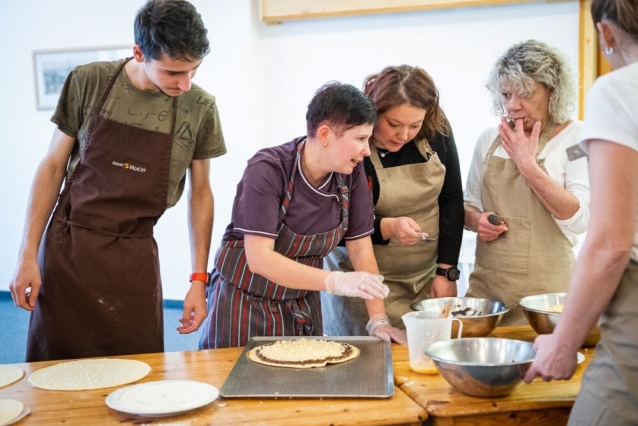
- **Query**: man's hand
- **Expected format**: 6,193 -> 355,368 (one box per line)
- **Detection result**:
9,259 -> 41,311
177,281 -> 207,334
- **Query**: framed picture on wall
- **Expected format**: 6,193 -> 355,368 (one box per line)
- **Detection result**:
32,45 -> 132,110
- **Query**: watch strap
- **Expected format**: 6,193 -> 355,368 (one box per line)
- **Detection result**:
189,272 -> 210,283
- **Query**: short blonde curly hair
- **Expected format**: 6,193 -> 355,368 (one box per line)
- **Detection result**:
486,40 -> 577,124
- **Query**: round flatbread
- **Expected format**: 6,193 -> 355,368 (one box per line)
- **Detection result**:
29,358 -> 152,391
0,399 -> 24,426
0,365 -> 24,389
247,339 -> 360,369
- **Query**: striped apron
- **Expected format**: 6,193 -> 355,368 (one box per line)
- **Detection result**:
199,141 -> 349,348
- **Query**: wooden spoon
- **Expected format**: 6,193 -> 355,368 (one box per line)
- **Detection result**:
439,303 -> 452,319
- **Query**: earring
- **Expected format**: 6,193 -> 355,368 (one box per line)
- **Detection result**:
604,46 -> 613,55
323,143 -> 327,147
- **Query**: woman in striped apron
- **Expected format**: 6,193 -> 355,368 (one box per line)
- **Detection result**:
525,1 -> 638,423
200,82 -> 389,348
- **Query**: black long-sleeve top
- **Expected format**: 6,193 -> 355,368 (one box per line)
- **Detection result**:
363,131 -> 464,266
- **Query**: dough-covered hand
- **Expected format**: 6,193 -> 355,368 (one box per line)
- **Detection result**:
389,217 -> 425,246
325,271 -> 389,300
476,212 -> 508,242
366,314 -> 407,344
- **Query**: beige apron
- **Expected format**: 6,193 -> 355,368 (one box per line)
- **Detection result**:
322,138 -> 445,334
467,122 -> 574,325
568,260 -> 638,425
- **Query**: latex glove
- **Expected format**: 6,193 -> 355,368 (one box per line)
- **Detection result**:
366,314 -> 407,345
325,271 -> 389,300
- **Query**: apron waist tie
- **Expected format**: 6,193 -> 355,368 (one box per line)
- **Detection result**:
56,216 -> 153,238
285,298 -> 313,335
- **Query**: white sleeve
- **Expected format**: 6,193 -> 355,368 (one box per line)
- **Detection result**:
464,127 -> 499,212
554,149 -> 589,235
580,71 -> 638,152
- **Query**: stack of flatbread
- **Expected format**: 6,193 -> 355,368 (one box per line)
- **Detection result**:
0,399 -> 25,426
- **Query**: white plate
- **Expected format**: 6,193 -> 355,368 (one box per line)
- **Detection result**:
106,380 -> 218,417
577,352 -> 585,365
2,406 -> 31,426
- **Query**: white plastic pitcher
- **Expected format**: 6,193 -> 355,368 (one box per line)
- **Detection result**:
402,311 -> 463,374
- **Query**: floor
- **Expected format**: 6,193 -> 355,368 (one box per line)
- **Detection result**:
0,292 -> 200,364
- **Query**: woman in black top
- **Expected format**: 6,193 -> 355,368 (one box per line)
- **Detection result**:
322,65 -> 464,343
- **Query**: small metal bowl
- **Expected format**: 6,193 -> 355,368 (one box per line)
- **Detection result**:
516,293 -> 600,347
425,338 -> 535,397
410,297 -> 508,338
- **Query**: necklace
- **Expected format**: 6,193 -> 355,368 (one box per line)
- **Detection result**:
377,148 -> 389,158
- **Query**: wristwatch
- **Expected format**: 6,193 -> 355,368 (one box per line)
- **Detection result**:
435,266 -> 460,281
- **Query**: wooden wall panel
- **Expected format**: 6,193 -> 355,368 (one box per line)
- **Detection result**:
260,0 -> 545,23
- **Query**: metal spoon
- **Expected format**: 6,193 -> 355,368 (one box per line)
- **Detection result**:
420,234 -> 439,242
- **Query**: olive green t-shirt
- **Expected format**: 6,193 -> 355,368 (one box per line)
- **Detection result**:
52,58 -> 226,208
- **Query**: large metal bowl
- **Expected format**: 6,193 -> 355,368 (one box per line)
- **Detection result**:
410,297 -> 508,338
424,338 -> 535,397
516,293 -> 600,347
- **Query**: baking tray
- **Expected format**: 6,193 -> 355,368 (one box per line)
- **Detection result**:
220,336 -> 394,398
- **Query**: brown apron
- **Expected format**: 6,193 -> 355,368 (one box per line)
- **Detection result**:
322,139 -> 445,334
568,260 -> 638,425
199,140 -> 349,348
467,123 -> 574,325
26,59 -> 175,362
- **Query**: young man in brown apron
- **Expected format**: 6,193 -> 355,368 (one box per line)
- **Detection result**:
8,0 -> 226,362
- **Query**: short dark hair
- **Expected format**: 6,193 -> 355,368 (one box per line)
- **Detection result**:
134,0 -> 210,61
306,82 -> 377,137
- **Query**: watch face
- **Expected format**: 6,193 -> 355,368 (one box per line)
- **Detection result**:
447,267 -> 460,281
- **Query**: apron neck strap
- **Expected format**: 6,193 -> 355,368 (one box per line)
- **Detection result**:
95,57 -> 179,135
95,58 -> 131,113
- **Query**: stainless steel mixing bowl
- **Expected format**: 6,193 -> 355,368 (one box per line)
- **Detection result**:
411,297 -> 508,337
424,337 -> 535,397
516,293 -> 600,347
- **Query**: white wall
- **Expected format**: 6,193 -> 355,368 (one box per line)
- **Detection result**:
0,0 -> 580,299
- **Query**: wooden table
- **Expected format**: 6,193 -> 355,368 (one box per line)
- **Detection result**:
393,325 -> 594,425
0,347 -> 426,425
